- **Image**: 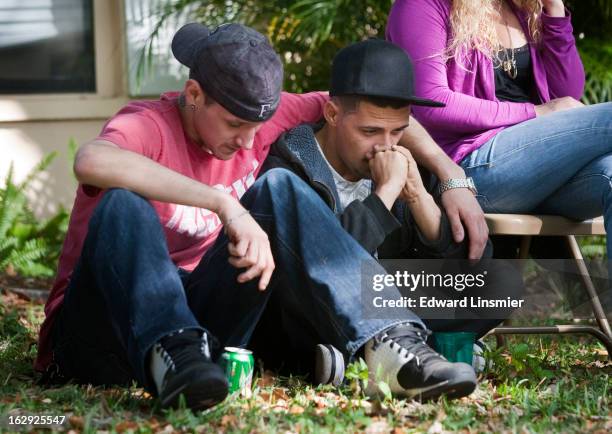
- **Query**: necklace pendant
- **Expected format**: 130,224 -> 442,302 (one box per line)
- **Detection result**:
502,58 -> 517,79
509,66 -> 518,79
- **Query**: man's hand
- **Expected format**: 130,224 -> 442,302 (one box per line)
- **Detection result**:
369,147 -> 409,210
396,116 -> 488,258
220,201 -> 275,291
440,188 -> 488,260
73,140 -> 276,289
393,147 -> 428,203
394,147 -> 443,241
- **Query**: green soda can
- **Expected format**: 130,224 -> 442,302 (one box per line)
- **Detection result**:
220,347 -> 255,396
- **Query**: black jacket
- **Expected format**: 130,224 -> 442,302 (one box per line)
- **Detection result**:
260,124 -> 470,259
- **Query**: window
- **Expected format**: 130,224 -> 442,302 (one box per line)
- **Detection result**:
0,0 -> 95,94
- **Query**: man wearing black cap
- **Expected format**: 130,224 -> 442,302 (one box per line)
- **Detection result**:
261,39 -> 521,397
36,22 -> 328,410
36,24 -> 479,411
264,39 -> 458,259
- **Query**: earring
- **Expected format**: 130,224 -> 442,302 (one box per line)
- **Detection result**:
190,104 -> 197,111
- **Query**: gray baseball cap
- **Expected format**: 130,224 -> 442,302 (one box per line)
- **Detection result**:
172,22 -> 283,122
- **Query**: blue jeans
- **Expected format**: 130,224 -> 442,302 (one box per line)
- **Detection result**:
460,102 -> 612,257
52,169 -> 421,390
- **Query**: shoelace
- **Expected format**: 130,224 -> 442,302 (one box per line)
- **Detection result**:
158,329 -> 214,372
377,325 -> 442,366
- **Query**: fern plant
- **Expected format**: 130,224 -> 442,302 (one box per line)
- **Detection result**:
0,153 -> 69,278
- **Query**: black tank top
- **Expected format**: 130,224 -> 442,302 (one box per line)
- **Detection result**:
494,44 -> 535,103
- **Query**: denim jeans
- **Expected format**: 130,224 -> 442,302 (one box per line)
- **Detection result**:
460,102 -> 612,257
52,169 -> 421,390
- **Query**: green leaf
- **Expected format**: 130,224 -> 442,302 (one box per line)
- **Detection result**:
16,151 -> 57,192
10,223 -> 34,240
377,380 -> 392,401
512,343 -> 530,359
0,152 -> 67,278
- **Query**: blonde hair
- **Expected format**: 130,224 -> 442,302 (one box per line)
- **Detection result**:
445,0 -> 542,65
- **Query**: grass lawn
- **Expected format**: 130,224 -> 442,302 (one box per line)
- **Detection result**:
0,289 -> 610,434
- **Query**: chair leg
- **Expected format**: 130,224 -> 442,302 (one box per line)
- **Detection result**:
495,333 -> 506,348
518,235 -> 532,260
566,235 -> 612,339
495,235 -> 532,349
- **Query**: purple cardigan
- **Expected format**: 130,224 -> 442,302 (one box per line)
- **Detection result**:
386,0 -> 585,163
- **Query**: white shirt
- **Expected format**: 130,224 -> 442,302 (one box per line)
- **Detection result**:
315,138 -> 372,210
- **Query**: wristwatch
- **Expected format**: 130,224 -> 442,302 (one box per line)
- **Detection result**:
437,177 -> 477,196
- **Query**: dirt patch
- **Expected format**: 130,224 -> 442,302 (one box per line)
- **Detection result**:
0,273 -> 52,303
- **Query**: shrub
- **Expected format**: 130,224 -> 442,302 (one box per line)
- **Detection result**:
0,153 -> 69,278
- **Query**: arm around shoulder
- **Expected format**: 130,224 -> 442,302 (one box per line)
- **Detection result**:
266,92 -> 328,136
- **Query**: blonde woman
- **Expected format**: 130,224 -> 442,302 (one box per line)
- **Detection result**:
387,0 -> 612,258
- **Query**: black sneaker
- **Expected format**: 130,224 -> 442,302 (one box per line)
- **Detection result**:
314,344 -> 345,386
149,329 -> 228,410
364,324 -> 477,400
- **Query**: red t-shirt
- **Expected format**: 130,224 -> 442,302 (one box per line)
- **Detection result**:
35,91 -> 327,371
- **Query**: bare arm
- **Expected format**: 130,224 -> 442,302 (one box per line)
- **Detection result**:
391,147 -> 441,241
75,140 -> 275,290
542,0 -> 565,17
369,146 -> 441,242
75,140 -> 241,219
398,117 -> 489,260
399,117 -> 464,180
401,186 -> 442,243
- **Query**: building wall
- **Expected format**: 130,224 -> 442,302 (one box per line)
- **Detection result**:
0,0 -> 127,217
0,119 -> 116,216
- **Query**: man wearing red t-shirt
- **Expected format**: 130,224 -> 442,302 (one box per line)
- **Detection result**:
37,23 -> 479,411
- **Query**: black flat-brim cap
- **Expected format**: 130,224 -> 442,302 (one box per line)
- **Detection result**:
330,39 -> 445,108
172,22 -> 283,122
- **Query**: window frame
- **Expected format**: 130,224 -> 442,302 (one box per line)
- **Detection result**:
0,0 -> 128,122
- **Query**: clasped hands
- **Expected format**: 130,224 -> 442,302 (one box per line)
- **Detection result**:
367,144 -> 426,208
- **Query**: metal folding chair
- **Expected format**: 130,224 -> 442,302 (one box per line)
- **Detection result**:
485,214 -> 612,359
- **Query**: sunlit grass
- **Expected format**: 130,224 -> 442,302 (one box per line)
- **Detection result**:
1,292 -> 610,433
